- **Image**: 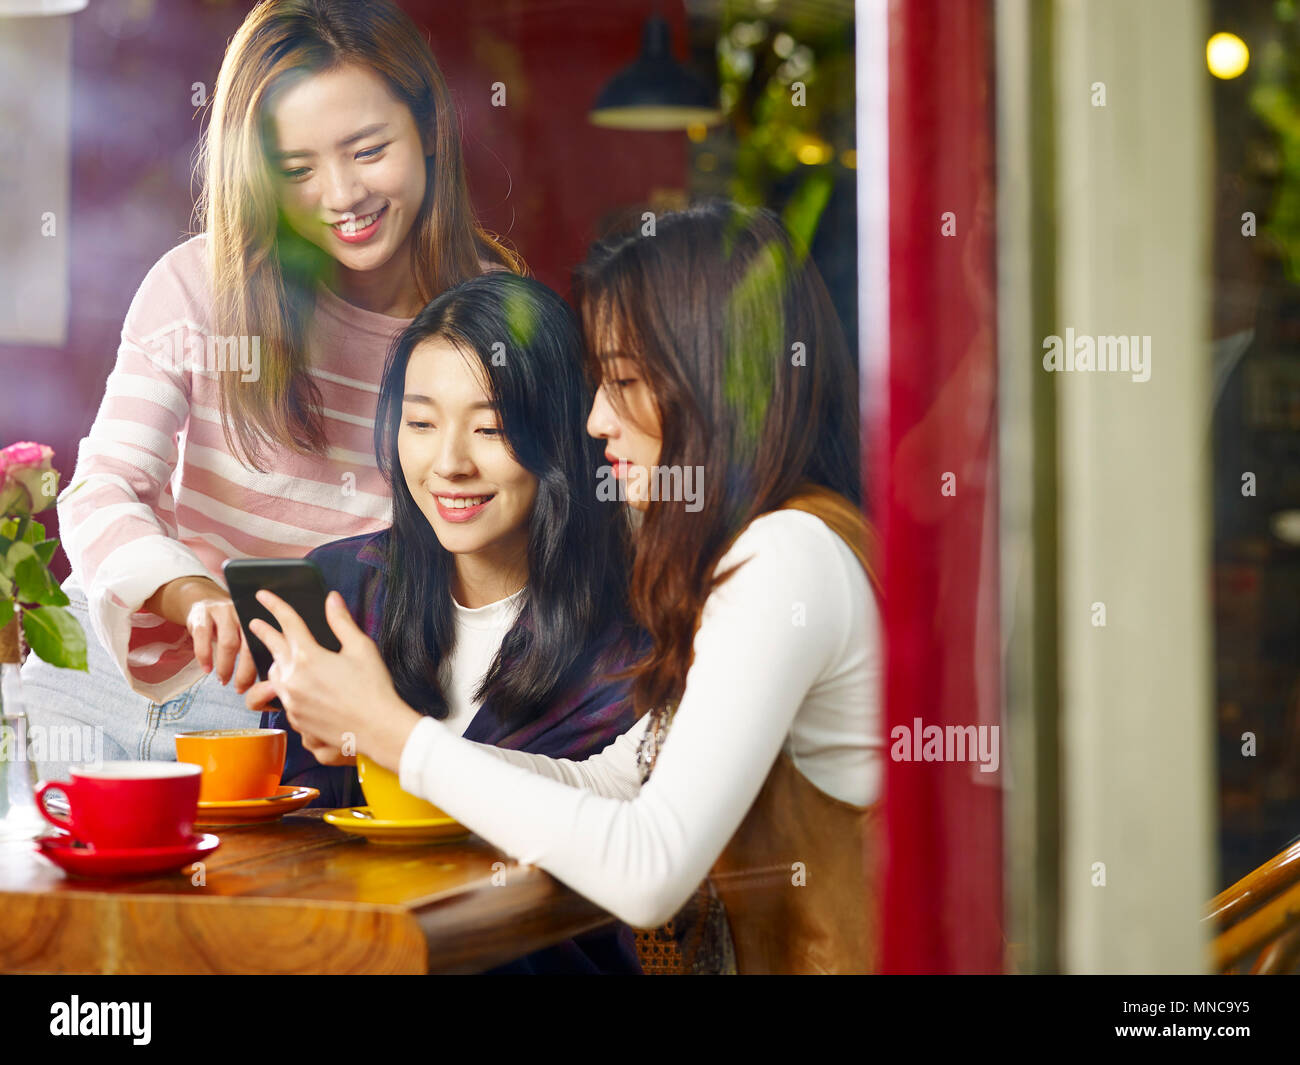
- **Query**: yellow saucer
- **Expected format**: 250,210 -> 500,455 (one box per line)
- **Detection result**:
194,785 -> 319,826
321,806 -> 469,845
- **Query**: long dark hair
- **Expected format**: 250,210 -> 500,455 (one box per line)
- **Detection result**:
375,273 -> 632,724
573,201 -> 860,715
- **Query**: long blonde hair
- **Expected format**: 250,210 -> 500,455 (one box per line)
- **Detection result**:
194,0 -> 522,470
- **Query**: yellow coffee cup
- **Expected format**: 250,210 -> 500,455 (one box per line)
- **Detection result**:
357,753 -> 447,821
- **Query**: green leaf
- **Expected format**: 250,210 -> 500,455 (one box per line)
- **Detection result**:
14,556 -> 67,606
781,169 -> 833,264
22,520 -> 45,544
0,518 -> 15,540
22,605 -> 87,670
0,572 -> 10,598
1,540 -> 36,581
0,600 -> 13,629
33,539 -> 58,566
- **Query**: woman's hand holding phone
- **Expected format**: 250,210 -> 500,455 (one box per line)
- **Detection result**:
144,575 -> 258,693
246,589 -> 421,772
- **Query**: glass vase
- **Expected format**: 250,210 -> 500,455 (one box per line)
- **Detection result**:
0,616 -> 44,842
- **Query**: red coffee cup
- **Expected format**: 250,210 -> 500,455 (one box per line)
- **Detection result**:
35,762 -> 202,850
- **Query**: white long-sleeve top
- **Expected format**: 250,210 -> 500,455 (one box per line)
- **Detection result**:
439,587 -> 526,735
399,509 -> 882,929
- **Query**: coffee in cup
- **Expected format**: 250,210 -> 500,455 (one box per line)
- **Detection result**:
174,728 -> 287,802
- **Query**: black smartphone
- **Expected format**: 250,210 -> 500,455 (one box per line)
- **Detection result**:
222,559 -> 341,687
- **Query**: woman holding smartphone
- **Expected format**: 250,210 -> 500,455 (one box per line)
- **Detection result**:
23,0 -> 517,771
248,202 -> 881,975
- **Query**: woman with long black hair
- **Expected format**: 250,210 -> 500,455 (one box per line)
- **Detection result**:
249,271 -> 641,808
250,270 -> 645,975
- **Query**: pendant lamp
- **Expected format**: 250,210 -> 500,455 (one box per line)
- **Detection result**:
589,12 -> 722,131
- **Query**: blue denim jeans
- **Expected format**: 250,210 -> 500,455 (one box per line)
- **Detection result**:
19,582 -> 254,781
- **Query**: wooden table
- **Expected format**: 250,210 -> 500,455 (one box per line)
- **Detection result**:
0,810 -> 616,974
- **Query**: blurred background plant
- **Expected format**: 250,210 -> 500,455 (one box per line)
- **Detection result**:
688,0 -> 857,348
1248,0 -> 1300,281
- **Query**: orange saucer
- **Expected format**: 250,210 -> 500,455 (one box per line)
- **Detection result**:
193,785 -> 318,826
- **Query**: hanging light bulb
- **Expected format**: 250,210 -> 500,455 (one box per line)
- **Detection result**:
590,13 -> 722,131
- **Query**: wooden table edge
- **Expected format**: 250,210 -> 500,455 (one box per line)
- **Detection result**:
3,864 -> 620,975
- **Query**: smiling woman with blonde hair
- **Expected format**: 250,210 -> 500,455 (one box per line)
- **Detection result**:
23,0 -> 518,772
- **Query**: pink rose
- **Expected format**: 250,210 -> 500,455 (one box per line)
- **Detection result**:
0,441 -> 46,470
0,441 -> 58,516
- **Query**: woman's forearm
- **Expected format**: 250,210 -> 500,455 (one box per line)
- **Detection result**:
461,716 -> 648,799
143,575 -> 226,624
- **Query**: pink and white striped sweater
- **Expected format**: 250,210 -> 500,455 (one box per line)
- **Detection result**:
58,234 -> 412,702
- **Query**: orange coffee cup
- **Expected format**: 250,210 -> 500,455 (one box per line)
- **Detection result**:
174,728 -> 287,802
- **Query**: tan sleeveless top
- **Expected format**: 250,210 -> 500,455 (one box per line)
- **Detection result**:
635,484 -> 882,975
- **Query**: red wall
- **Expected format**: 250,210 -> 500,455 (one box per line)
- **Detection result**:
411,0 -> 690,292
0,0 -> 687,576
